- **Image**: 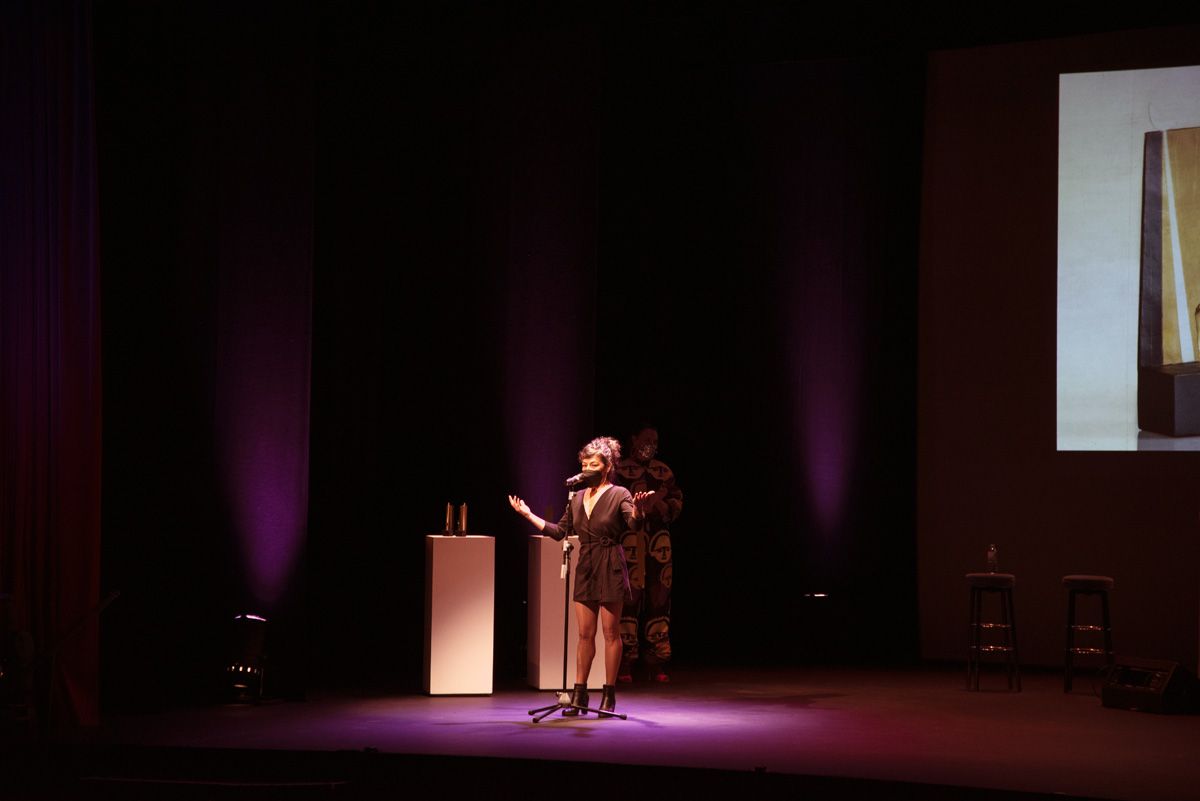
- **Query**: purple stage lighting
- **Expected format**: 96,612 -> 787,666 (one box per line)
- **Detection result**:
210,208 -> 312,611
215,349 -> 311,608
787,247 -> 863,540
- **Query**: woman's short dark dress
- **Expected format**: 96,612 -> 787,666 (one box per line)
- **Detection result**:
542,485 -> 637,603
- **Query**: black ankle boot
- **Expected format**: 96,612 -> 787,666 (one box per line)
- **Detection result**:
599,684 -> 616,714
562,683 -> 588,716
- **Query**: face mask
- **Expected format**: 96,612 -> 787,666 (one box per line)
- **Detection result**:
583,469 -> 605,488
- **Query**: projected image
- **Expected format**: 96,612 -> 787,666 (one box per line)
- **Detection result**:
1057,66 -> 1200,451
1138,127 -> 1200,440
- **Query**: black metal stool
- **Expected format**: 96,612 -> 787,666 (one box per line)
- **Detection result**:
1062,574 -> 1114,692
966,572 -> 1020,691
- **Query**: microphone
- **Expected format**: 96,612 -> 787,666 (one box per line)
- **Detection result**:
564,469 -> 601,488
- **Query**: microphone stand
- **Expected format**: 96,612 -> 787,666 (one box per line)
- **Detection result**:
528,491 -> 625,722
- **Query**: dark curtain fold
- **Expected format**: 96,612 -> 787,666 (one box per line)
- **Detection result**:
1,0 -> 102,728
92,2 -> 314,706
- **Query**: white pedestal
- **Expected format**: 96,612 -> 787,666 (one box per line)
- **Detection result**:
424,535 -> 494,695
527,535 -> 605,690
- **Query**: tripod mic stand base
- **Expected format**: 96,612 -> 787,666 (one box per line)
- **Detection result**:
528,695 -> 628,723
597,709 -> 627,720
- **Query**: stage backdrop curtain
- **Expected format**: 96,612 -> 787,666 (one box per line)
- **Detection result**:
0,0 -> 103,728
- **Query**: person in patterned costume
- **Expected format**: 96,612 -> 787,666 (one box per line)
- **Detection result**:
614,424 -> 682,683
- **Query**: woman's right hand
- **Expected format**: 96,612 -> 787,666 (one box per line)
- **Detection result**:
508,495 -> 530,518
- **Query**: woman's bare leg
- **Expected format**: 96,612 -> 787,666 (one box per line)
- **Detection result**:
600,601 -> 623,685
575,601 -> 598,685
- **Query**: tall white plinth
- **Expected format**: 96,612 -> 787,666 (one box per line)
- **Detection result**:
527,535 -> 605,690
424,535 -> 494,695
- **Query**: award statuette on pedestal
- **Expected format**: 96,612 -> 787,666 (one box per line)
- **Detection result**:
1137,127 -> 1200,436
455,503 -> 467,536
440,502 -> 468,536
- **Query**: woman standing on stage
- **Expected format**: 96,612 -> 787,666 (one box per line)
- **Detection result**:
508,436 -> 651,716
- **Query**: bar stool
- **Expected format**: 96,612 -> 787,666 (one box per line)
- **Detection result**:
1063,574 -> 1114,692
965,572 -> 1021,691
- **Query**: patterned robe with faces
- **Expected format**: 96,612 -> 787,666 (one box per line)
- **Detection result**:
614,456 -> 682,673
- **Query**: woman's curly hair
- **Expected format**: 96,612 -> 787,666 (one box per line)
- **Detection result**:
578,435 -> 622,477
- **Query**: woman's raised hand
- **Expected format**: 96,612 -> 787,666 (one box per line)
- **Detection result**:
632,490 -> 655,516
508,495 -> 531,517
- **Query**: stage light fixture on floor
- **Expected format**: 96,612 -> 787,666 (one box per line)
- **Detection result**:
226,613 -> 268,704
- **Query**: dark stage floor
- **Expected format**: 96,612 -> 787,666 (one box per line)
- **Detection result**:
5,665 -> 1200,800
